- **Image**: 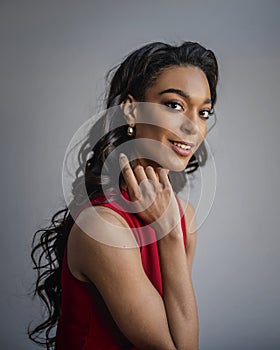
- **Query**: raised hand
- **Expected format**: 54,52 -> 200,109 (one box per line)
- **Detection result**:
119,153 -> 182,237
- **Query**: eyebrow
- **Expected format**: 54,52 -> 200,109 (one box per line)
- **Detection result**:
159,88 -> 212,105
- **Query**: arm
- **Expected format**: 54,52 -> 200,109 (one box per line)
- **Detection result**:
156,194 -> 198,349
71,206 -> 198,350
177,197 -> 197,272
157,227 -> 198,350
69,208 -> 178,350
70,155 -> 199,349
186,231 -> 197,272
118,154 -> 199,349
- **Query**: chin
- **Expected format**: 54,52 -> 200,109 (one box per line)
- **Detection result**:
162,159 -> 190,172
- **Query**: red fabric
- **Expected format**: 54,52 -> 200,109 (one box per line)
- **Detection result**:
55,189 -> 187,349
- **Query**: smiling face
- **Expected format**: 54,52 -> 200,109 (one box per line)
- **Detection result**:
123,65 -> 212,172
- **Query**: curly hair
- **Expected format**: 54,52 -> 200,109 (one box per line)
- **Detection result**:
28,41 -> 219,349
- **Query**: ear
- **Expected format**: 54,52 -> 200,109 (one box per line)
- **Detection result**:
120,94 -> 138,126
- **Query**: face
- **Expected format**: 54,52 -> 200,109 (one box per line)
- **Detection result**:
124,65 -> 212,172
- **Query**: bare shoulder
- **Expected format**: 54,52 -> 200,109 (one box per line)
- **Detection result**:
76,205 -> 131,229
67,205 -> 139,282
70,204 -> 138,250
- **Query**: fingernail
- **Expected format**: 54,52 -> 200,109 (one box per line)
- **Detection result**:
158,167 -> 167,174
119,153 -> 126,158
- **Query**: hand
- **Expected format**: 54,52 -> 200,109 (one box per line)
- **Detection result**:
119,153 -> 182,237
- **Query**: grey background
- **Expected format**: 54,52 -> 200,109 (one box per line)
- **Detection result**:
1,0 -> 279,349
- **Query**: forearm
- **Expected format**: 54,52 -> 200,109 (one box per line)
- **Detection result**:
157,225 -> 199,350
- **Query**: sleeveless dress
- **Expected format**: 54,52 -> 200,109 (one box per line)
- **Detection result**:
55,189 -> 187,349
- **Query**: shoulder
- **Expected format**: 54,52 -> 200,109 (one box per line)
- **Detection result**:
73,204 -> 138,248
67,205 -> 139,281
77,205 -> 131,228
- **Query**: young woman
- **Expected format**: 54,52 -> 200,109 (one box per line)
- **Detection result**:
29,41 -> 219,350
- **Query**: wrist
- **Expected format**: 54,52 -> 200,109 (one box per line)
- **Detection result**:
153,223 -> 183,241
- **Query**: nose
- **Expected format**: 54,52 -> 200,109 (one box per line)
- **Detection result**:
180,112 -> 199,135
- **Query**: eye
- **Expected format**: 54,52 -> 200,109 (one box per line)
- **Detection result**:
199,109 -> 214,120
165,101 -> 184,112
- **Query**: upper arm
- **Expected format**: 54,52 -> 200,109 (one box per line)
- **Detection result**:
68,206 -> 176,350
177,197 -> 197,271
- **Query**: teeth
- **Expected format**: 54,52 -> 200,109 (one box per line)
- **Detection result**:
173,141 -> 191,150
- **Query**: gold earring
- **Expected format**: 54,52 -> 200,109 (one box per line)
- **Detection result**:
127,125 -> 135,137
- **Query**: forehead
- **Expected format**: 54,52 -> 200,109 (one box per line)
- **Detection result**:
147,65 -> 210,99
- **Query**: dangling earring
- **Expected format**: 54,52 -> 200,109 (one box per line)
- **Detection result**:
127,125 -> 135,137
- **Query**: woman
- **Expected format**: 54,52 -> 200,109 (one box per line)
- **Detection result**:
29,41 -> 219,349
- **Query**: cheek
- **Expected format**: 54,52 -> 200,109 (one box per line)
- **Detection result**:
198,121 -> 207,139
136,121 -> 173,139
137,106 -> 179,134
135,126 -> 160,141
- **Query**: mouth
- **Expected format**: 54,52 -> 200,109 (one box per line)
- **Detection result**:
169,139 -> 195,157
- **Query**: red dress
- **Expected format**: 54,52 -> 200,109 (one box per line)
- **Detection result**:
55,189 -> 187,349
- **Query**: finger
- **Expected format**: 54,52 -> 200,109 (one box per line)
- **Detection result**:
119,153 -> 141,200
158,168 -> 171,188
133,164 -> 147,184
145,166 -> 157,181
145,166 -> 161,190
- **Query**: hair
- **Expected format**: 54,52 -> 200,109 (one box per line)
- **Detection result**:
28,41 -> 219,349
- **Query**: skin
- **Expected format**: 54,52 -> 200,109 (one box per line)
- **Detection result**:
122,65 -> 212,173
67,65 -> 212,349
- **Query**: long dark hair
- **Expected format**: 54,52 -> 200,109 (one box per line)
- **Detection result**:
28,41 -> 219,349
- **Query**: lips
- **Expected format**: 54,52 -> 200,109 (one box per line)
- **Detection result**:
169,139 -> 195,156
169,139 -> 195,148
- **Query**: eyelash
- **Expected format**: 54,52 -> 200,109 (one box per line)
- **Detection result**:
199,109 -> 214,120
164,101 -> 184,111
165,101 -> 214,120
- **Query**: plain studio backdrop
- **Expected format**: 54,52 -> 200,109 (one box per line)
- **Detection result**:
1,0 -> 279,349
